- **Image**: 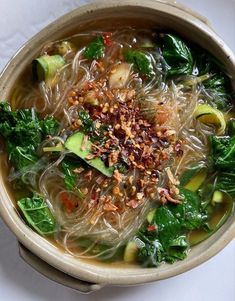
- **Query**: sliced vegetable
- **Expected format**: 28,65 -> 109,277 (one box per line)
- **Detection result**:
65,132 -> 114,177
159,33 -> 193,76
183,74 -> 211,88
43,143 -> 64,153
57,41 -> 75,56
211,190 -> 223,205
147,209 -> 156,224
84,35 -> 105,60
124,50 -> 154,76
180,162 -> 205,186
109,63 -> 132,89
124,241 -> 139,263
32,55 -> 65,86
18,194 -> 56,235
194,104 -> 226,135
184,169 -> 207,192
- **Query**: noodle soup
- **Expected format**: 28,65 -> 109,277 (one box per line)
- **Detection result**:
1,26 -> 234,267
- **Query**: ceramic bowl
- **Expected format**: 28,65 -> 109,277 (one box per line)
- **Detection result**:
0,0 -> 234,293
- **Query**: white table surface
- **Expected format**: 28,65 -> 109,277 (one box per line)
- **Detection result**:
0,0 -> 234,300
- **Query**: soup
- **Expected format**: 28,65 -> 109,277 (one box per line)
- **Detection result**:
0,26 -> 234,267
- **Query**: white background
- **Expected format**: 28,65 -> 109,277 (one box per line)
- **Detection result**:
0,0 -> 234,300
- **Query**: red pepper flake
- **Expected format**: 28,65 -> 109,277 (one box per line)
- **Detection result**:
126,199 -> 139,209
103,32 -> 112,46
147,224 -> 157,232
60,192 -> 75,213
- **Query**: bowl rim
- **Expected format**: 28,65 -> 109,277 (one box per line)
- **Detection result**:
0,0 -> 234,286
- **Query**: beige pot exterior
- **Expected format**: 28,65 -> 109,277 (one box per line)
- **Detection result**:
0,0 -> 234,291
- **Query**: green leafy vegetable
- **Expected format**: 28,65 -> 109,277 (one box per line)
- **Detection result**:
0,102 -> 59,174
84,36 -> 105,60
124,50 -> 154,76
137,235 -> 164,267
32,55 -> 65,86
7,144 -> 38,171
18,193 -> 56,235
169,188 -> 207,230
62,161 -> 77,191
137,188 -> 207,267
78,109 -> 95,134
210,135 -> 235,170
61,159 -> 85,199
227,119 -> 235,136
40,116 -> 59,136
194,50 -> 231,111
159,33 -> 193,76
78,109 -> 108,142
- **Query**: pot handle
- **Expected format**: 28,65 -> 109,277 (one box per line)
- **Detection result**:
19,243 -> 104,293
156,0 -> 211,27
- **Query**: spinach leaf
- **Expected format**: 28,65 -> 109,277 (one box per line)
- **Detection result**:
227,119 -> 235,136
17,193 -> 56,235
216,171 -> 235,195
137,188 -> 207,267
78,109 -> 95,134
165,235 -> 188,263
78,109 -> 109,143
194,50 -> 231,111
124,50 -> 154,76
62,162 -> 77,191
159,33 -> 193,76
210,135 -> 235,170
138,238 -> 164,267
7,144 -> 38,170
208,122 -> 235,195
40,116 -> 59,136
169,187 -> 207,230
154,205 -> 181,246
84,36 -> 105,60
0,102 -> 59,169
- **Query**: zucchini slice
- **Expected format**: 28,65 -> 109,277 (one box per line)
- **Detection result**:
194,104 -> 226,135
124,241 -> 138,263
184,169 -> 207,192
32,54 -> 65,87
65,132 -> 114,177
